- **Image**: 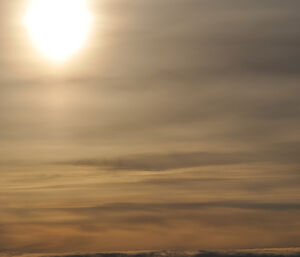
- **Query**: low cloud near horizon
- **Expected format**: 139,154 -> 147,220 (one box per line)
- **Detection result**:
2,249 -> 300,257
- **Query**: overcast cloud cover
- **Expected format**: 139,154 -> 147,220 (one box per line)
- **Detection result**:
1,0 -> 300,253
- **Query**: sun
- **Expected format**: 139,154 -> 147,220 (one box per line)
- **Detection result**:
24,0 -> 92,62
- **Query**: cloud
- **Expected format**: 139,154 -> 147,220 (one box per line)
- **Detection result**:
63,151 -> 255,171
2,249 -> 300,257
59,201 -> 300,214
1,0 -> 300,253
61,140 -> 300,171
48,248 -> 300,257
2,200 -> 300,252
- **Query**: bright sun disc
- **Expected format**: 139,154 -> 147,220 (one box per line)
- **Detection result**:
24,0 -> 92,62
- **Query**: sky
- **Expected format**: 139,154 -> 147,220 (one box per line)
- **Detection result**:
1,0 -> 300,253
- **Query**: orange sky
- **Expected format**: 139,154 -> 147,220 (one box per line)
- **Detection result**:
1,0 -> 300,253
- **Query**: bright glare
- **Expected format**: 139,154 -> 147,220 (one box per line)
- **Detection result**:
24,0 -> 92,62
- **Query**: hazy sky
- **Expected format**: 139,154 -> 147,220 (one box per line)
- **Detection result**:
1,0 -> 300,253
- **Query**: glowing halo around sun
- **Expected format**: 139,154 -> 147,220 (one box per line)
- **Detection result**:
24,0 -> 92,62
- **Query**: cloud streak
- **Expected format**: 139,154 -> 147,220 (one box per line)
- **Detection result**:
1,0 -> 300,253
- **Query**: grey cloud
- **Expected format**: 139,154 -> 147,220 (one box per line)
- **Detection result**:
36,201 -> 300,215
4,200 -> 300,225
63,151 -> 256,171
3,250 -> 300,257
99,0 -> 300,78
62,140 -> 300,171
19,249 -> 300,257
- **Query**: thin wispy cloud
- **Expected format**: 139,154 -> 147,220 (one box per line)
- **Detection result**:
1,0 -> 300,253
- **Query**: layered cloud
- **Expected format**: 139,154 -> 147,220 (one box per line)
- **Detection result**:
2,249 -> 300,257
1,0 -> 300,253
